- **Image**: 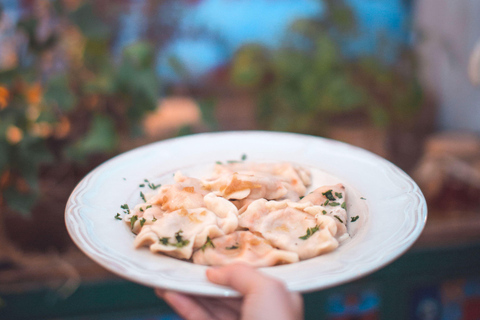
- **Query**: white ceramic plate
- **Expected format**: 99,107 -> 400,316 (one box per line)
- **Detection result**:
65,131 -> 427,297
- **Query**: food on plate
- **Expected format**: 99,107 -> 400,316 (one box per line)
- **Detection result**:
192,231 -> 300,267
121,161 -> 351,267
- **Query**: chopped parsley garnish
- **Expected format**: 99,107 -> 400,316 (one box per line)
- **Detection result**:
334,215 -> 343,223
139,184 -> 145,188
200,236 -> 215,251
159,232 -> 190,248
227,160 -> 240,164
226,244 -> 239,250
329,202 -> 340,207
335,192 -> 343,199
140,191 -> 146,202
215,161 -> 222,165
140,218 -> 146,227
360,197 -> 367,200
148,182 -> 161,190
351,216 -> 359,222
323,199 -> 329,206
152,217 -> 157,222
322,190 -> 336,201
146,205 -> 152,210
241,154 -> 247,161
322,210 -> 327,215
114,213 -> 122,220
299,196 -> 304,200
130,215 -> 138,229
341,202 -> 347,210
120,204 -> 130,214
139,207 -> 144,212
299,225 -> 320,240
172,230 -> 190,248
123,178 -> 126,181
172,239 -> 190,248
142,179 -> 161,190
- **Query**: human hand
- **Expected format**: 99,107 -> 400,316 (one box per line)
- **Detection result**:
155,264 -> 304,320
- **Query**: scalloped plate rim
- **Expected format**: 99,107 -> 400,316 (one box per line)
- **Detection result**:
65,130 -> 427,297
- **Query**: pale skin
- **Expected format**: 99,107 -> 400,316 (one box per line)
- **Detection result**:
155,264 -> 304,320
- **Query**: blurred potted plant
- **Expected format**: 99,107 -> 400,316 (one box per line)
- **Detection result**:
228,0 -> 432,167
0,1 -> 162,261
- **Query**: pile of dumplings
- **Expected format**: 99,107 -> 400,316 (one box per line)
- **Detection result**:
124,162 -> 349,267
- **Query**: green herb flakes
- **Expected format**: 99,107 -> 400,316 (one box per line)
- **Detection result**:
351,216 -> 359,222
200,236 -> 215,252
140,218 -> 146,227
140,191 -> 146,202
329,202 -> 340,207
322,210 -> 327,215
241,154 -> 247,161
160,237 -> 169,245
323,199 -> 329,206
334,215 -> 343,223
215,161 -> 222,165
148,182 -> 161,190
322,190 -> 336,201
152,217 -> 157,222
120,204 -> 130,214
114,213 -> 122,220
172,230 -> 190,248
146,205 -> 152,210
360,197 -> 366,200
299,196 -> 304,200
142,179 -> 161,190
299,225 -> 320,240
341,202 -> 347,210
139,207 -> 144,212
335,192 -> 343,199
139,184 -> 145,188
226,244 -> 239,250
130,215 -> 138,230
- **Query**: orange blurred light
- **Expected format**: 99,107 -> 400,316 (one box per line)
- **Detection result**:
0,86 -> 10,109
144,97 -> 201,138
32,122 -> 53,138
6,125 -> 23,144
26,83 -> 43,105
54,116 -> 71,139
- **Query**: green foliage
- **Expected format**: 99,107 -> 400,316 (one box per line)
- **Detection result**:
68,3 -> 110,39
229,1 -> 423,135
0,141 -> 9,175
3,187 -> 38,216
231,45 -> 269,88
44,74 -> 77,111
67,115 -> 118,161
0,1 -> 163,215
116,42 -> 160,122
198,99 -> 218,131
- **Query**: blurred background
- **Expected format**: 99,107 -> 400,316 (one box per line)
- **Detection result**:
1,0 -> 480,319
